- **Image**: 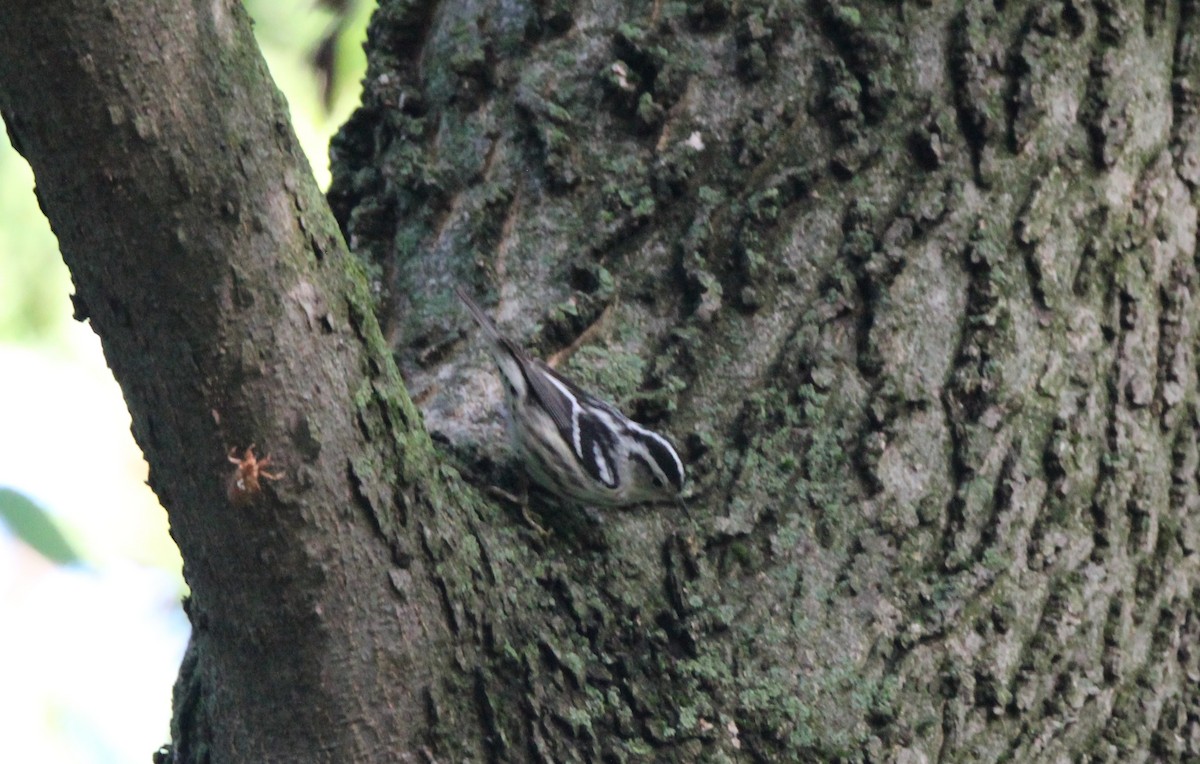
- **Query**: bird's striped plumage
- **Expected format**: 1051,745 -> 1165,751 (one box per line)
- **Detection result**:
456,286 -> 685,506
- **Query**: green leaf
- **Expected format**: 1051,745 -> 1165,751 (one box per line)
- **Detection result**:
0,487 -> 83,565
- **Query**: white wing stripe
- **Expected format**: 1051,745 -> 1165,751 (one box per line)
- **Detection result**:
544,373 -> 586,457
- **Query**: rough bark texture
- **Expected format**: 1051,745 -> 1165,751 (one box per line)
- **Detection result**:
6,0 -> 1200,761
330,0 -> 1200,761
0,1 -> 450,760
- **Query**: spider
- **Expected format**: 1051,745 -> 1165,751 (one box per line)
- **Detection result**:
227,444 -> 283,506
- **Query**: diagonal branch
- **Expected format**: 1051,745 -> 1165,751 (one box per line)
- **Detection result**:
0,0 -> 451,758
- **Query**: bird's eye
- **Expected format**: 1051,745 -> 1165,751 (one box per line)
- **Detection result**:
650,475 -> 663,488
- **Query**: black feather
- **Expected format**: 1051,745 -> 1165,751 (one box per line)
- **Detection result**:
634,430 -> 685,492
576,409 -> 620,488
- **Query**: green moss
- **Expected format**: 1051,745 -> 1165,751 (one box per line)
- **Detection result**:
833,5 -> 862,28
729,542 -> 752,566
623,738 -> 653,756
698,185 -> 724,205
545,101 -> 573,124
560,704 -> 595,739
566,346 -> 647,404
636,92 -> 664,127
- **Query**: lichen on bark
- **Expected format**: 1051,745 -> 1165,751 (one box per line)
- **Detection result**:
332,0 -> 1200,760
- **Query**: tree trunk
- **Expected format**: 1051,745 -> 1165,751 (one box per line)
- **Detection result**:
0,1 -> 448,760
3,0 -> 1200,761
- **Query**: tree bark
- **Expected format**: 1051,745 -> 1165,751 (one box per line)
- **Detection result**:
0,1 -> 450,760
6,0 -> 1200,761
330,0 -> 1200,761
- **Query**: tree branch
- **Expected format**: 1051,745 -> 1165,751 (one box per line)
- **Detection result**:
0,1 -> 448,758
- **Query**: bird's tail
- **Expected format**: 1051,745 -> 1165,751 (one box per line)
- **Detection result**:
454,284 -> 503,342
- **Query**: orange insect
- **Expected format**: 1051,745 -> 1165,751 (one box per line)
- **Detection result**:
226,444 -> 283,506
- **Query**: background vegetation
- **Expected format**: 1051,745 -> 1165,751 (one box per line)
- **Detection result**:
0,3 -> 370,760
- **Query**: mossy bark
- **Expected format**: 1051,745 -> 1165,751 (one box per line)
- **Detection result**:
4,0 -> 1200,761
0,1 -> 449,761
332,0 -> 1200,761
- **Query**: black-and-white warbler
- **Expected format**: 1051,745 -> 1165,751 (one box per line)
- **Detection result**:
455,285 -> 685,506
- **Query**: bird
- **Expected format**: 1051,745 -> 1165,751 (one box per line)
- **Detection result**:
455,284 -> 685,507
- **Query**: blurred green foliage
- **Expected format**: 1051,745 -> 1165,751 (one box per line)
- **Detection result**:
0,128 -> 72,346
0,8 -> 374,762
0,488 -> 82,565
246,0 -> 373,187
0,3 -> 374,566
0,2 -> 372,350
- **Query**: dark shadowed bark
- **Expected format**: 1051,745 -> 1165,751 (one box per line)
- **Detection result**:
4,0 -> 1200,761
